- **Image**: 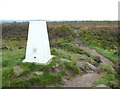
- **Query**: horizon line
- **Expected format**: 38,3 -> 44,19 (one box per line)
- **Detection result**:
0,19 -> 118,23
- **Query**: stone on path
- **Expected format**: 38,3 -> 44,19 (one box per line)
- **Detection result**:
86,62 -> 97,71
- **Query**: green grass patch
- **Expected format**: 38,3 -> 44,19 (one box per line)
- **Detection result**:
51,48 -> 71,59
100,64 -> 115,74
2,40 -> 26,49
64,62 -> 80,74
2,47 -> 80,87
29,72 -> 62,87
51,38 -> 89,55
2,49 -> 25,67
93,74 -> 119,88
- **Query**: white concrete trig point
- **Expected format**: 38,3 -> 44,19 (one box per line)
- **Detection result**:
23,20 -> 53,64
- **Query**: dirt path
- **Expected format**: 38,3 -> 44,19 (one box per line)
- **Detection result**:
64,72 -> 104,87
79,45 -> 114,66
63,38 -> 113,87
74,38 -> 113,66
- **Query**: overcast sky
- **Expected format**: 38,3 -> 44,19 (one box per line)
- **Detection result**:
0,0 -> 119,21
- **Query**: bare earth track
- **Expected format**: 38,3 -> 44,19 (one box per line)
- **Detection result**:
79,45 -> 114,66
64,73 -> 104,87
63,41 -> 113,87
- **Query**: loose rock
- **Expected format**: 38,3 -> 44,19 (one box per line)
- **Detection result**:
60,58 -> 72,63
86,62 -> 97,71
0,45 -> 9,50
13,66 -> 23,77
27,73 -> 34,78
96,84 -> 111,89
34,71 -> 43,76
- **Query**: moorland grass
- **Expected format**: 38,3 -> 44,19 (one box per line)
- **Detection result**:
2,40 -> 83,87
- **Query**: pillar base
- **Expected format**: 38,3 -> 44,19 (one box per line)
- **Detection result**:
22,55 -> 54,64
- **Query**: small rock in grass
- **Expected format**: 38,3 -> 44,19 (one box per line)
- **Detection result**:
17,59 -> 22,62
96,84 -> 111,89
81,54 -> 89,59
52,65 -> 56,68
1,45 -> 9,50
13,66 -> 23,77
27,73 -> 34,78
34,71 -> 43,76
60,58 -> 72,63
55,63 -> 59,67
